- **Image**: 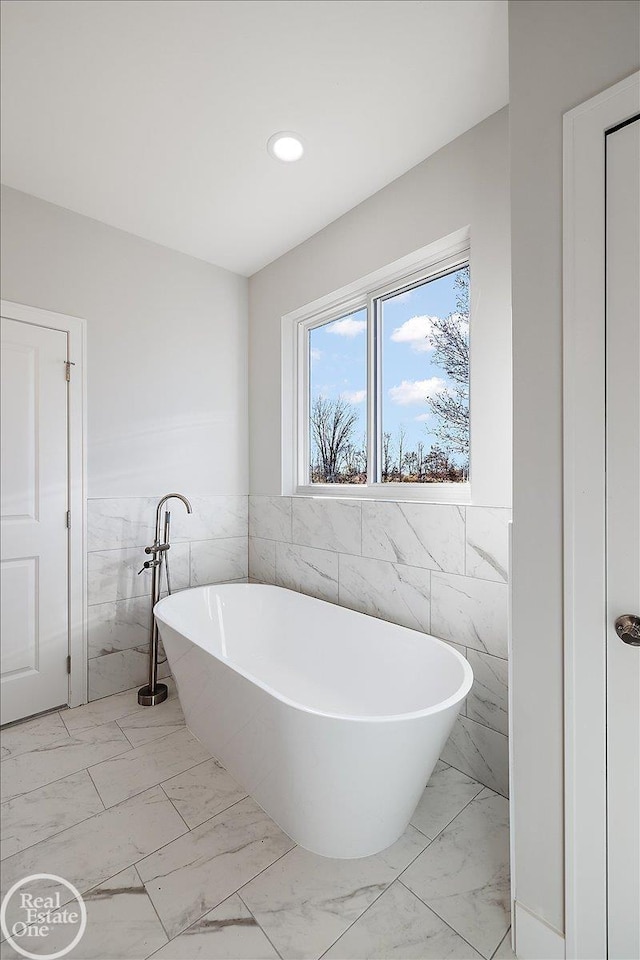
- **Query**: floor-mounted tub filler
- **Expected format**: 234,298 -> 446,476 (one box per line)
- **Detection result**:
155,583 -> 473,859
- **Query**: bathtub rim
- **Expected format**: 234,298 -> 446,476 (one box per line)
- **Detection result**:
155,583 -> 473,725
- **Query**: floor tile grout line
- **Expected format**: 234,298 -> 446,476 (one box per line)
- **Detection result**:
87,748 -> 215,809
236,889 -> 285,960
406,783 -> 491,858
133,794 -> 283,875
396,877 -> 495,959
315,831 -> 436,960
442,758 -> 507,799
1,739 -> 135,807
489,926 -> 512,960
157,782 -> 192,830
84,725 -> 204,777
315,879 -> 402,960
408,781 -> 486,846
0,729 -> 74,765
159,786 -> 251,832
137,838 -> 297,948
132,862 -> 174,945
6,860 -> 175,954
0,786 -> 107,864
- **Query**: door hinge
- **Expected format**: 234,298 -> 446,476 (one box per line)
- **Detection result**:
66,510 -> 71,529
66,655 -> 71,674
64,360 -> 76,381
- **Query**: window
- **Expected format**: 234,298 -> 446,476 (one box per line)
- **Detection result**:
293,244 -> 471,496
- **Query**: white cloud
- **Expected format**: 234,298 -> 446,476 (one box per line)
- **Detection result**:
341,389 -> 366,404
414,412 -> 431,422
310,348 -> 322,361
390,314 -> 436,352
388,377 -> 446,406
327,316 -> 367,338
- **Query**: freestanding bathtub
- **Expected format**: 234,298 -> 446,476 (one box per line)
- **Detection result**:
155,583 -> 472,859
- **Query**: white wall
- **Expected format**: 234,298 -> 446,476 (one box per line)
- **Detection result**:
1,185 -> 248,498
249,108 -> 511,508
247,108 -> 512,794
509,0 -> 640,937
1,184 -> 249,698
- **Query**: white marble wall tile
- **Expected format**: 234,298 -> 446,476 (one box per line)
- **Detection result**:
248,538 -> 276,583
1,722 -> 131,803
88,544 -> 190,607
442,716 -> 509,797
190,537 -> 248,585
466,651 -> 509,736
138,796 -> 295,939
338,555 -> 431,633
164,542 -> 191,591
1,712 -> 70,761
88,498 -> 156,552
361,502 -> 465,574
239,825 -> 428,960
61,680 -> 177,734
88,646 -> 171,701
151,893 -> 279,960
249,496 -> 292,542
402,789 -> 510,959
88,548 -> 152,605
170,495 -> 248,542
0,787 -> 187,921
292,497 -> 361,554
324,880 -> 482,959
161,758 -> 247,829
88,596 -> 151,658
410,761 -> 484,840
465,507 -> 510,582
89,728 -> 211,808
0,769 -> 104,860
275,542 -> 339,602
116,697 -> 185,747
431,573 -> 508,658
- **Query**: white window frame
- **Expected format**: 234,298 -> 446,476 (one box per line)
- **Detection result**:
282,228 -> 471,501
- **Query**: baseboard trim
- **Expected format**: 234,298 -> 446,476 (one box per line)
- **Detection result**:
514,902 -> 565,959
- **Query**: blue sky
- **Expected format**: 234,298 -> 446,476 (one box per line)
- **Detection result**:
309,268 -> 466,458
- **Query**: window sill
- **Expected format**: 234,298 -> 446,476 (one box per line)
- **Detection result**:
293,482 -> 471,505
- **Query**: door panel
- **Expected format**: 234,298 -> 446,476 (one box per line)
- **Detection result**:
606,116 -> 640,959
1,317 -> 69,723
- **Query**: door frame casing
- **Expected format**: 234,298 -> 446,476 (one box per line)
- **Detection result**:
562,71 -> 640,960
1,299 -> 87,709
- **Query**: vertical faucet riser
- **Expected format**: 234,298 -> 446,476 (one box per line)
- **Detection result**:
138,493 -> 193,706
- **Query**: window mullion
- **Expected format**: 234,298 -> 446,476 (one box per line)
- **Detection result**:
366,293 -> 378,485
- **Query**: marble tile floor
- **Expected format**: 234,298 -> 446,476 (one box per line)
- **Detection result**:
0,688 -> 514,960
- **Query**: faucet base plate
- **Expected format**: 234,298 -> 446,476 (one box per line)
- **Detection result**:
137,682 -> 168,706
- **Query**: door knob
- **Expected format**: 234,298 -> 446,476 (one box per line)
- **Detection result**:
615,615 -> 640,645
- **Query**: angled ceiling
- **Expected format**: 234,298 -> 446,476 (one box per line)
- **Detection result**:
0,0 -> 508,276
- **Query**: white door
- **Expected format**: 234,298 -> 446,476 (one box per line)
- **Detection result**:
606,115 -> 640,959
1,316 -> 69,724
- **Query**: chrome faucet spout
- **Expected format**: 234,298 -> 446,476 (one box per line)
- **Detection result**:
154,493 -> 193,544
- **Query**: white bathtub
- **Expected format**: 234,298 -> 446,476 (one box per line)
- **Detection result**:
155,583 -> 472,859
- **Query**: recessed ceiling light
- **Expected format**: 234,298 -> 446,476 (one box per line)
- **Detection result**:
267,131 -> 304,163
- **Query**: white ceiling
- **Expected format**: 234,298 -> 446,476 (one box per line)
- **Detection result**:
0,0 -> 508,276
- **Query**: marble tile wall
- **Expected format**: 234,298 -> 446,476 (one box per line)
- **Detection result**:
87,497 -> 248,701
249,495 -> 511,796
